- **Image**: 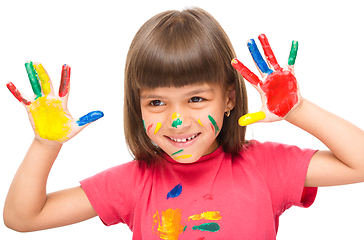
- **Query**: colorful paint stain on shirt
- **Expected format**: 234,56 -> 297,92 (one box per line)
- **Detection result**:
192,222 -> 220,232
155,122 -> 162,134
188,211 -> 222,221
29,96 -> 71,142
167,183 -> 182,199
152,209 -> 185,240
208,115 -> 219,136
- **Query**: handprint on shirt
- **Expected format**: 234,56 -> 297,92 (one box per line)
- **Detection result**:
6,62 -> 104,143
231,34 -> 301,126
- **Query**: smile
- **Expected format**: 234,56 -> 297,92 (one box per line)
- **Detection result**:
166,133 -> 200,143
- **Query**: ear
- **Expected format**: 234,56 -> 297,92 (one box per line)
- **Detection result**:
225,89 -> 236,112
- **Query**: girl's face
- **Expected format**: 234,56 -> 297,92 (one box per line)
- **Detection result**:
140,83 -> 235,163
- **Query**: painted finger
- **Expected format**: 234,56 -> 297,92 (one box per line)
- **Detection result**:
258,34 -> 282,71
25,61 -> 42,99
59,64 -> 71,98
231,58 -> 261,86
288,40 -> 299,66
238,111 -> 266,126
33,63 -> 53,96
76,111 -> 104,127
6,82 -> 32,105
247,39 -> 273,76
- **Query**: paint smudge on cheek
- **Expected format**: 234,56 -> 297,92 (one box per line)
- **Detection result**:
188,211 -> 222,221
29,96 -> 72,142
154,122 -> 162,134
152,209 -> 185,240
147,123 -> 153,133
192,222 -> 220,232
208,115 -> 220,136
167,183 -> 182,199
198,119 -> 204,127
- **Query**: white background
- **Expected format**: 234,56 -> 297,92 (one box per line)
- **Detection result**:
1,0 -> 364,239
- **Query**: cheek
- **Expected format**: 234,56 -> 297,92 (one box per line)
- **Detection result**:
198,114 -> 223,136
143,119 -> 163,136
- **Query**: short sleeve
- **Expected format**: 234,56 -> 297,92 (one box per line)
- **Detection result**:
243,141 -> 318,214
80,161 -> 147,228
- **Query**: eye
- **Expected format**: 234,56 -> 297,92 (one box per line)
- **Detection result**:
149,100 -> 165,106
189,97 -> 204,103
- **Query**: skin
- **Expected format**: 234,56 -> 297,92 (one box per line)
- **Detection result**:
140,83 -> 234,163
4,39 -> 364,233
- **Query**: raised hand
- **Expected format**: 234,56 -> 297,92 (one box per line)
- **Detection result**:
6,62 -> 104,143
231,34 -> 301,126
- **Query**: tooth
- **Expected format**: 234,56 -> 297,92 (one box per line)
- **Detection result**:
177,139 -> 182,142
182,139 -> 186,142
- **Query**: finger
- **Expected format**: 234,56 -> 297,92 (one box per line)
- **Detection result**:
59,64 -> 71,98
288,40 -> 299,66
238,111 -> 266,126
6,82 -> 32,105
231,58 -> 261,86
76,111 -> 104,126
247,39 -> 273,76
33,63 -> 53,96
258,34 -> 282,71
25,61 -> 42,99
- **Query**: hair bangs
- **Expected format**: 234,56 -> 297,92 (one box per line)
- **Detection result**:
133,10 -> 230,89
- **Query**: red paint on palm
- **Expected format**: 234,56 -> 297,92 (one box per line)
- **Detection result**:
59,64 -> 71,97
260,71 -> 298,117
258,34 -> 282,71
6,82 -> 31,105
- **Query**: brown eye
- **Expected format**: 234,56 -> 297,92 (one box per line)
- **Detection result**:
189,97 -> 204,103
150,100 -> 165,106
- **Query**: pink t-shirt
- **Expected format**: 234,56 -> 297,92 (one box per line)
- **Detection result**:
80,141 -> 317,239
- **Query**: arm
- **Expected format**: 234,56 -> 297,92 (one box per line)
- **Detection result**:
286,99 -> 364,187
4,138 -> 97,232
4,62 -> 103,232
232,34 -> 364,187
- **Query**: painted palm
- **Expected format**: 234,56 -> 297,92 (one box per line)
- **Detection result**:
6,62 -> 103,143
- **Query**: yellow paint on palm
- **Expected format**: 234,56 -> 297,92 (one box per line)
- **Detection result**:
152,209 -> 184,240
33,63 -> 51,96
173,154 -> 192,160
188,211 -> 222,221
29,96 -> 71,142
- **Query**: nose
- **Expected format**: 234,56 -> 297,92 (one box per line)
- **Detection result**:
169,112 -> 191,129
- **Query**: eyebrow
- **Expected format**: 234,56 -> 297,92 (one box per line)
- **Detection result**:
140,88 -> 214,99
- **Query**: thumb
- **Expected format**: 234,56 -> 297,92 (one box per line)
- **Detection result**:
238,111 -> 266,126
76,111 -> 104,127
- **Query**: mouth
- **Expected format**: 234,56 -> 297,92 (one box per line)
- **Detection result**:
166,133 -> 200,143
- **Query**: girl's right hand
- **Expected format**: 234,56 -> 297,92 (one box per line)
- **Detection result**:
6,62 -> 104,144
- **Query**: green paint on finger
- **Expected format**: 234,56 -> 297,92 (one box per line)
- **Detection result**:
288,40 -> 298,66
208,115 -> 220,136
192,222 -> 220,232
25,62 -> 42,99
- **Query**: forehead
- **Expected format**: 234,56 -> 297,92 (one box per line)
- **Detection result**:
139,83 -> 224,98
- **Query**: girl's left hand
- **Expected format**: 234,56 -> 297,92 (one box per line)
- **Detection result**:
231,34 -> 301,126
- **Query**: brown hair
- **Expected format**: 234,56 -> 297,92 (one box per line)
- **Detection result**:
124,7 -> 248,165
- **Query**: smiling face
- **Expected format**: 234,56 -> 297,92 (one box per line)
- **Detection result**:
140,83 -> 234,163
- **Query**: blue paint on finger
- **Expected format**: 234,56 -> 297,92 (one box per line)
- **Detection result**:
247,39 -> 273,75
167,183 -> 182,199
76,111 -> 104,126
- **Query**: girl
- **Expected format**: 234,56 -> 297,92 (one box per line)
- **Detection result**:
4,7 -> 364,239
